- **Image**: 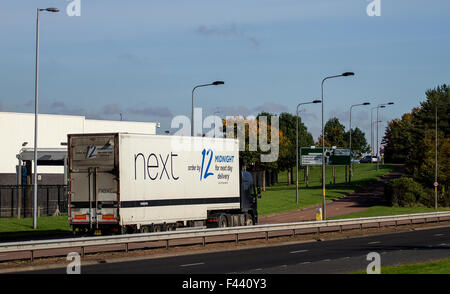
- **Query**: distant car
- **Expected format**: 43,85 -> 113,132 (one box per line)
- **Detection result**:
360,155 -> 378,163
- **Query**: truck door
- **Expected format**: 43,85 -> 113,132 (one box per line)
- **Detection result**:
69,134 -> 118,228
240,170 -> 258,223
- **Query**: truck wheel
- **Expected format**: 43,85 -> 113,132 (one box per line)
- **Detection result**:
245,214 -> 254,226
218,214 -> 228,228
140,226 -> 150,233
239,214 -> 246,226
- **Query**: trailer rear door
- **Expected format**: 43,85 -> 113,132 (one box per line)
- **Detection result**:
69,134 -> 119,228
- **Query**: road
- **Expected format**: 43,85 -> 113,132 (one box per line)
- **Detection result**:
20,225 -> 450,274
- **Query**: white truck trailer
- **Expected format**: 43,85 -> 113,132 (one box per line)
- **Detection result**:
68,133 -> 260,235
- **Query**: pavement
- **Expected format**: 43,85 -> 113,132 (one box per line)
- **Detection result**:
259,165 -> 404,224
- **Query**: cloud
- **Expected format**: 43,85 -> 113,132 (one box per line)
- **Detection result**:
103,103 -> 122,115
195,24 -> 259,47
298,108 -> 318,121
214,102 -> 289,118
253,102 -> 288,114
117,53 -> 142,64
127,106 -> 173,118
214,105 -> 253,118
49,101 -> 86,116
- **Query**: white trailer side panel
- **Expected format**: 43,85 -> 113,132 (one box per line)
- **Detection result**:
118,134 -> 240,225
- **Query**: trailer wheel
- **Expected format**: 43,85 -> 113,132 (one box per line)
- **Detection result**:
140,226 -> 150,233
245,214 -> 254,226
218,214 -> 228,228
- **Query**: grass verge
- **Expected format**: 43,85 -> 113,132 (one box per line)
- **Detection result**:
258,164 -> 396,216
330,206 -> 450,220
355,259 -> 450,274
0,216 -> 71,241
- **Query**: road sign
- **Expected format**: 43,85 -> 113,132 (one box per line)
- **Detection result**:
434,182 -> 439,187
300,147 -> 351,166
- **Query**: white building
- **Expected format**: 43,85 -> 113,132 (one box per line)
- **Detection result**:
0,111 -> 157,185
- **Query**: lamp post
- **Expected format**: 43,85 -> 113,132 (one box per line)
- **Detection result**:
321,72 -> 354,220
370,106 -> 380,156
376,102 -> 394,171
296,99 -> 321,204
191,81 -> 224,136
33,7 -> 59,229
435,101 -> 438,210
349,102 -> 370,182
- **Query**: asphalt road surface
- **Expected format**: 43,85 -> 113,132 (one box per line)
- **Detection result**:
20,225 -> 450,274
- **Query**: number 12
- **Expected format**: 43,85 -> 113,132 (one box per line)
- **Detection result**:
200,149 -> 214,181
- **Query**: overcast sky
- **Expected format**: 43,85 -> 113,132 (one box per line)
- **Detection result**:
1,0 -> 449,144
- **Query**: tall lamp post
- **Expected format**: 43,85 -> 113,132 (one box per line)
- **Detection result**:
370,106 -> 384,156
296,99 -> 321,204
321,72 -> 354,220
349,102 -> 370,182
376,102 -> 394,171
191,81 -> 224,136
435,100 -> 438,210
33,7 -> 59,229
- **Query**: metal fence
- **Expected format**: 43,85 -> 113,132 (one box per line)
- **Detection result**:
0,185 -> 67,218
1,211 -> 449,262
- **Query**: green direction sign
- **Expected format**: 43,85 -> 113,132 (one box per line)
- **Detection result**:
300,147 -> 351,166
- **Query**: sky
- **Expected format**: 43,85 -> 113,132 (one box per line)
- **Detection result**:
1,0 -> 449,147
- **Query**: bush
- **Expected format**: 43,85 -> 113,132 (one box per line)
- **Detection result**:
385,177 -> 429,207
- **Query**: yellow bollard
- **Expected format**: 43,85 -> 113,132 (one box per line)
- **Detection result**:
316,208 -> 323,221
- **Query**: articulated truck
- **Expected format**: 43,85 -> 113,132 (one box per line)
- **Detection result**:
68,133 -> 260,235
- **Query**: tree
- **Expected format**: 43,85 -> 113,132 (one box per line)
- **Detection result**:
382,84 -> 450,198
344,127 -> 370,157
323,117 -> 346,147
277,112 -> 314,184
382,112 -> 414,163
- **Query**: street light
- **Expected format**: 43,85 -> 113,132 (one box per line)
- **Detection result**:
435,100 -> 439,210
296,99 -> 321,204
33,7 -> 59,230
370,105 -> 384,156
321,72 -> 354,220
376,102 -> 394,171
191,81 -> 224,136
349,102 -> 370,182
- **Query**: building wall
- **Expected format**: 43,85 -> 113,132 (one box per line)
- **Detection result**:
0,112 -> 157,184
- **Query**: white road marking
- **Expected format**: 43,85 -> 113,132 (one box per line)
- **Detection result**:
368,241 -> 381,245
290,249 -> 309,254
321,259 -> 331,262
300,261 -> 311,265
434,234 -> 444,237
180,262 -> 205,267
